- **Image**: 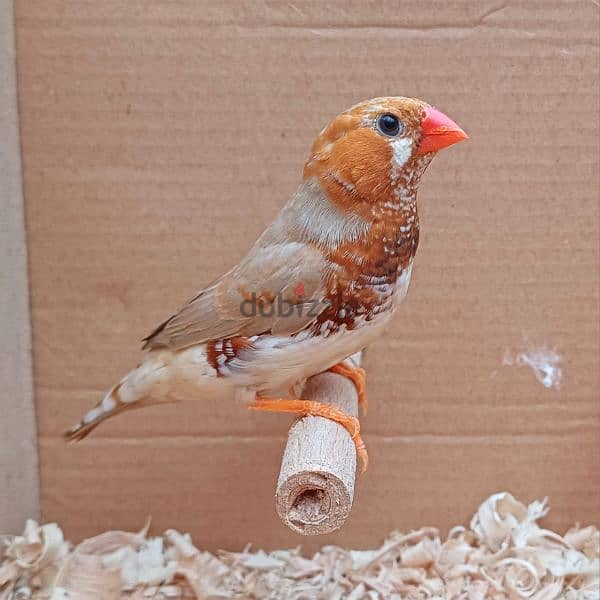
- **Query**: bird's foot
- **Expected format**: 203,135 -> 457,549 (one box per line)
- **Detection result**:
327,363 -> 368,415
249,397 -> 368,473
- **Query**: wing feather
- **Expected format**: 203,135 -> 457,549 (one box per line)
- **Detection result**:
143,241 -> 329,351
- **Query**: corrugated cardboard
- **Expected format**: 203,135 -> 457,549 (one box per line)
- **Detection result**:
14,1 -> 599,551
0,0 -> 39,533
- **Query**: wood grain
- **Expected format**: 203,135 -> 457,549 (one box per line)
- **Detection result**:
276,355 -> 361,535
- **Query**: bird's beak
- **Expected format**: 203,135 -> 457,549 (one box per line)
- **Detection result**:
417,106 -> 468,155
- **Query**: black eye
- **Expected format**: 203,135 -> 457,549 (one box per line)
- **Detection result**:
376,113 -> 403,137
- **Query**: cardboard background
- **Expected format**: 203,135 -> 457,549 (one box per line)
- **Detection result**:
12,1 -> 599,550
0,0 -> 39,533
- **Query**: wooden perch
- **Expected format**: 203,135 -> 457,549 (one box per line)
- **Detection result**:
275,352 -> 362,535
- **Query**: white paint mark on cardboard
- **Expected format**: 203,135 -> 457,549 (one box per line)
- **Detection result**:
503,347 -> 563,389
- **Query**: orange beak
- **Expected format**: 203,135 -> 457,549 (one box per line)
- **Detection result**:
417,106 -> 468,155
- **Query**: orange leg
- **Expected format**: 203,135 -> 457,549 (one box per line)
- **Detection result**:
249,398 -> 369,473
327,363 -> 368,415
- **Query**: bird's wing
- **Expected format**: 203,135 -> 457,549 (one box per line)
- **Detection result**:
142,241 -> 330,351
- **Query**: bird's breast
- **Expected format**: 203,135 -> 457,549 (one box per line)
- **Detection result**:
310,210 -> 418,339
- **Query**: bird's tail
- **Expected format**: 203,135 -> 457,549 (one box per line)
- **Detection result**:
64,353 -> 173,442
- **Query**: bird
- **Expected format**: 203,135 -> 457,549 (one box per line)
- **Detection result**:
65,96 -> 467,472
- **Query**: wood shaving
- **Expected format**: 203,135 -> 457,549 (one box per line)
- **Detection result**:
0,493 -> 597,599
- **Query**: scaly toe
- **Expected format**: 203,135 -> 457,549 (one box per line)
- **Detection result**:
327,363 -> 368,415
249,396 -> 368,473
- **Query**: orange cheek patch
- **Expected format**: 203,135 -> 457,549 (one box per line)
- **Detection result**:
304,128 -> 395,213
328,129 -> 393,203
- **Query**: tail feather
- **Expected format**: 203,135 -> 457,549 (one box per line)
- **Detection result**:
64,354 -> 173,442
64,386 -> 141,441
64,395 -> 176,441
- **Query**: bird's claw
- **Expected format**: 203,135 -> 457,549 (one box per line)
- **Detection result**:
327,363 -> 368,415
249,397 -> 369,473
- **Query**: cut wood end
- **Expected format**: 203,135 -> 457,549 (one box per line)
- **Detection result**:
276,471 -> 352,535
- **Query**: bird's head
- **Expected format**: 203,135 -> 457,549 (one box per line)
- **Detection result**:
304,97 -> 467,214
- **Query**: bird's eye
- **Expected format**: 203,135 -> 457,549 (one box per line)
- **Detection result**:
376,113 -> 403,137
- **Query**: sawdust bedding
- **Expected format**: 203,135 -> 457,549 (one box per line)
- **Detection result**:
1,492 -> 598,599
